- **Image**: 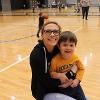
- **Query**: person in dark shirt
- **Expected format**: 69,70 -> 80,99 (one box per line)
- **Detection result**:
30,21 -> 66,100
32,5 -> 35,13
37,12 -> 45,38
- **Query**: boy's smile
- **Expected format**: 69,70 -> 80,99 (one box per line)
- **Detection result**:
59,41 -> 76,59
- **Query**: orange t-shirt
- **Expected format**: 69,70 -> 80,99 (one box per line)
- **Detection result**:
50,53 -> 85,81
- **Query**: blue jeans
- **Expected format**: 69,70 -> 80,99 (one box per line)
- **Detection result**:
59,84 -> 86,100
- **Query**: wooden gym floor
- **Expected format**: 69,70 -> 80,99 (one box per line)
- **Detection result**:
0,15 -> 100,100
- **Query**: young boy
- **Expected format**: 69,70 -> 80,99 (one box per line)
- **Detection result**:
50,31 -> 86,100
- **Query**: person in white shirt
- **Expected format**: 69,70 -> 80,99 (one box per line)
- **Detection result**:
80,0 -> 91,20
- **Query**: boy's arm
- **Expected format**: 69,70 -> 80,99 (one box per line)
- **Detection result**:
75,60 -> 85,81
70,60 -> 85,88
50,58 -> 69,84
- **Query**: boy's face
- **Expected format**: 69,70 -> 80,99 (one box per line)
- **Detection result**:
58,41 -> 76,59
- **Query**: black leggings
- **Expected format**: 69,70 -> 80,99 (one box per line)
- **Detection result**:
82,6 -> 89,19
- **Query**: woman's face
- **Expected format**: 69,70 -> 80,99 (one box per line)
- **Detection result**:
42,23 -> 60,47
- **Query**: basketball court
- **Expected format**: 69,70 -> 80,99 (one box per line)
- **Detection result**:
0,13 -> 100,100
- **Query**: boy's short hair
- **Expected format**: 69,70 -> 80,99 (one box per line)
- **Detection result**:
58,31 -> 77,46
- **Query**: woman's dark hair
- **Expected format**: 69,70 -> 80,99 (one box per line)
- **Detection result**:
41,21 -> 61,34
58,31 -> 77,46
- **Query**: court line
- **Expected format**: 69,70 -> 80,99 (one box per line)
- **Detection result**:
0,34 -> 34,44
74,27 -> 82,33
0,23 -> 38,44
0,27 -> 82,73
0,55 -> 29,73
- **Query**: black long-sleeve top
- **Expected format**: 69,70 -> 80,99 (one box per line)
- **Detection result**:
30,41 -> 61,99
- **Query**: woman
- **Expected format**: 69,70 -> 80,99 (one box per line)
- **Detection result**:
80,0 -> 91,20
30,21 -> 68,100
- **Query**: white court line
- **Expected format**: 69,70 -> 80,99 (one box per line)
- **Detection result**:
0,27 -> 82,73
0,55 -> 29,73
74,27 -> 82,33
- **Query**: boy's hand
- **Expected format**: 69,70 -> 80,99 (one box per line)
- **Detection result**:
58,79 -> 73,88
70,79 -> 80,88
58,73 -> 69,84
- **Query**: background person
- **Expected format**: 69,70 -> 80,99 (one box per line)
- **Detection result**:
98,0 -> 100,12
37,12 -> 48,38
80,0 -> 91,20
37,12 -> 45,38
